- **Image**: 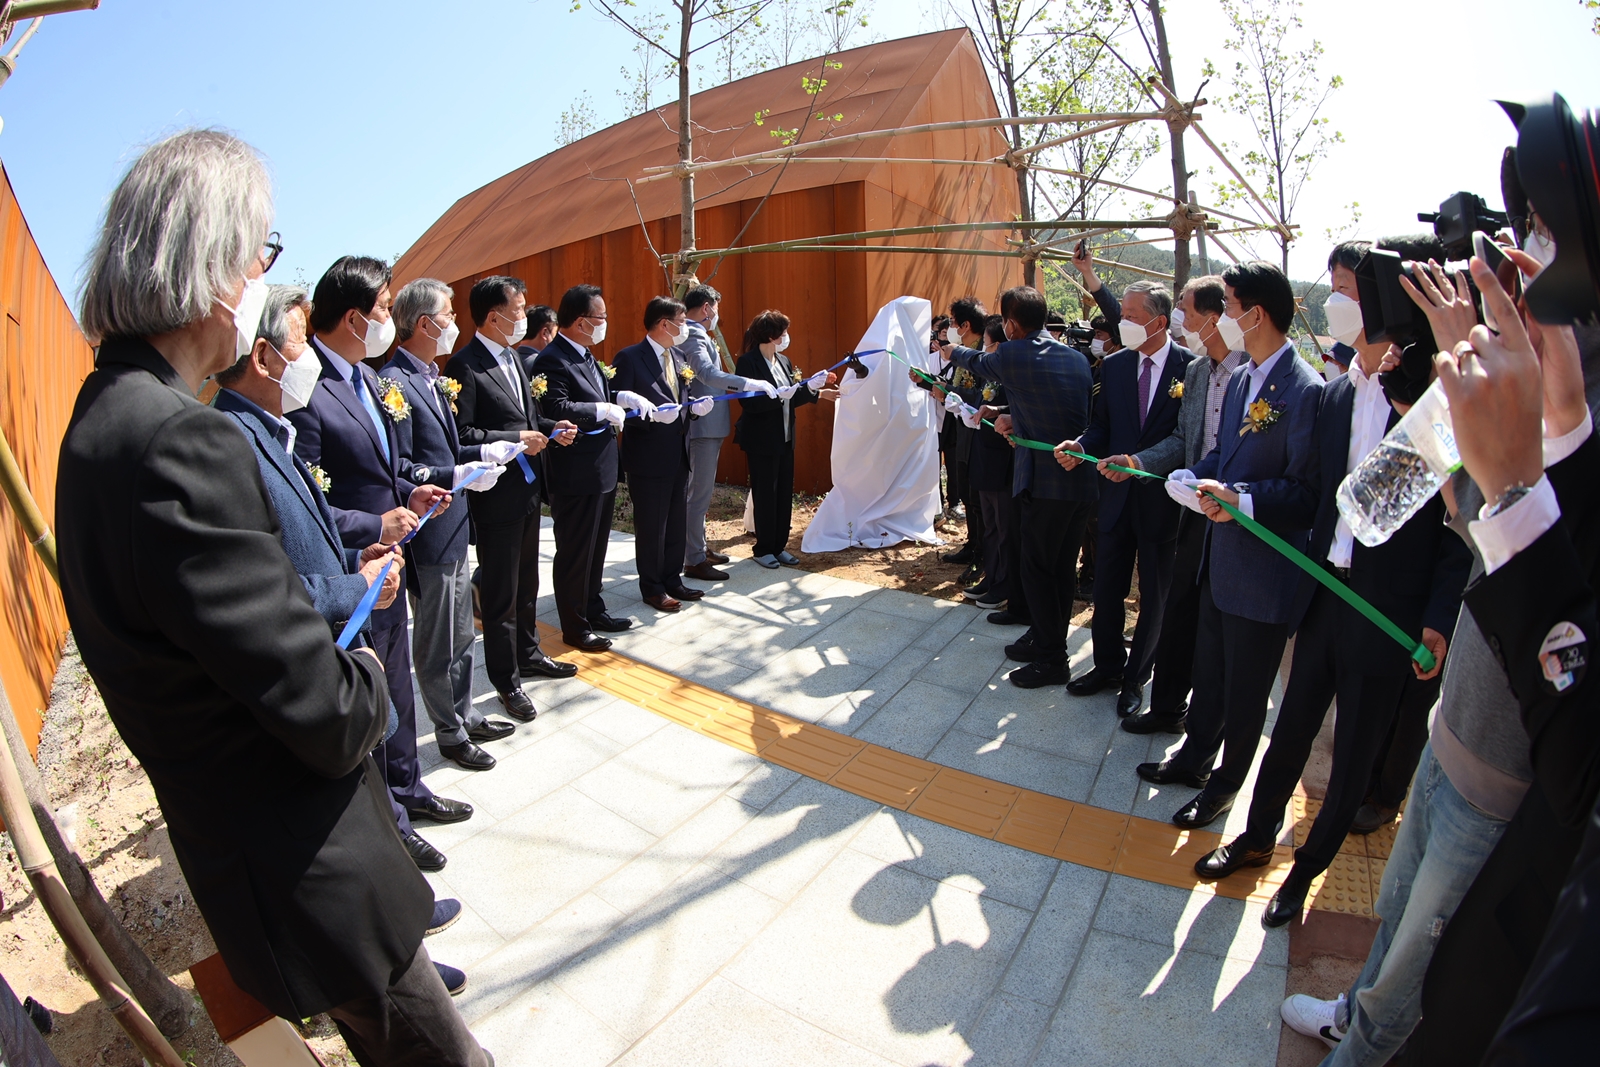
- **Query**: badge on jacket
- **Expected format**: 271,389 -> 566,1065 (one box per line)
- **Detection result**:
1539,621 -> 1587,695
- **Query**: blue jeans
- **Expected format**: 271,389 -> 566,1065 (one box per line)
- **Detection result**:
1324,743 -> 1509,1066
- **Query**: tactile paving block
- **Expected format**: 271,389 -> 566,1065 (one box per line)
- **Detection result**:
695,701 -> 786,753
1214,846 -> 1297,905
1363,815 -> 1402,860
1307,852 -> 1375,918
763,720 -> 866,779
994,791 -> 1074,855
1114,819 -> 1224,890
908,768 -> 1020,835
1291,793 -> 1371,858
1053,805 -> 1128,871
833,746 -> 941,810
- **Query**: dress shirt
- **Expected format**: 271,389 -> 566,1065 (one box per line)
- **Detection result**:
313,336 -> 388,461
1472,418 -> 1593,575
1134,339 -> 1172,421
646,335 -> 678,401
1328,356 -> 1393,568
1201,350 -> 1247,458
394,347 -> 444,419
767,354 -> 793,443
1244,343 -> 1293,404
476,331 -> 521,396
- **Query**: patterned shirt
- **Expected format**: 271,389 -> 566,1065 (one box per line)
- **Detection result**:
1200,349 -> 1246,458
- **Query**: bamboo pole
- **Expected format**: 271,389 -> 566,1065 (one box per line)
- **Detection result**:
680,217 -> 1190,263
1039,252 -> 1174,281
0,684 -> 186,1067
665,155 -> 1011,169
0,422 -> 55,581
996,118 -> 1140,160
1189,121 -> 1294,243
1023,164 -> 1180,206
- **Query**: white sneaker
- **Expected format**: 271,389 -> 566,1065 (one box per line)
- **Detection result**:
1281,993 -> 1346,1050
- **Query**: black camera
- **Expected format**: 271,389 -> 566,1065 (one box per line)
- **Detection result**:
1418,192 -> 1509,261
1500,93 -> 1600,326
1353,248 -> 1438,350
1062,321 -> 1096,358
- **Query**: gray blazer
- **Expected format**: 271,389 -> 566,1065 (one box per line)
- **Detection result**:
676,320 -> 753,440
1132,351 -> 1221,475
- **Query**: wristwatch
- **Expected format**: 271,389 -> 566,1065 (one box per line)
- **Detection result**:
1486,482 -> 1533,518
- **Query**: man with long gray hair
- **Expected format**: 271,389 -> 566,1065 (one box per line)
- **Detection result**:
57,129 -> 489,1065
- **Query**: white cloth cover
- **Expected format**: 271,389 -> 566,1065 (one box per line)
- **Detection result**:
801,296 -> 941,552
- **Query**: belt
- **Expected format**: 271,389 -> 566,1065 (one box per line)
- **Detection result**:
1329,565 -> 1351,582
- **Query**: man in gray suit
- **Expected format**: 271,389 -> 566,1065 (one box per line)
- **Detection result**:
676,284 -> 778,581
1118,275 -> 1245,735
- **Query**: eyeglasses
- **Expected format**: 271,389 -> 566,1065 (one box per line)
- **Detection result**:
260,232 -> 283,273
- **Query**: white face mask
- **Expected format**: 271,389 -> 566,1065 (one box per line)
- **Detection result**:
1216,308 -> 1254,351
1170,308 -> 1186,331
705,309 -> 719,332
219,277 -> 271,359
423,315 -> 460,358
1181,326 -> 1206,351
585,318 -> 607,346
1524,229 -> 1557,271
775,333 -> 791,353
268,344 -> 321,413
350,310 -> 396,361
1118,318 -> 1151,350
500,313 -> 528,346
1089,339 -> 1106,356
1322,292 -> 1364,346
944,326 -> 961,344
669,321 -> 689,346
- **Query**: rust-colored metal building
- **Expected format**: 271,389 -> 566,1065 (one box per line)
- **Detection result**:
394,28 -> 1022,493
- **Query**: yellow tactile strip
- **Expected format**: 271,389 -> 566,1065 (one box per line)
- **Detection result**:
539,625 -> 1386,914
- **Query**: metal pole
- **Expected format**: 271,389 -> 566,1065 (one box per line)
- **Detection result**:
7,0 -> 97,16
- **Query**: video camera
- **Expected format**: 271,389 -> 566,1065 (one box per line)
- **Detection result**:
1418,192 -> 1509,261
1500,93 -> 1600,326
1060,321 -> 1096,359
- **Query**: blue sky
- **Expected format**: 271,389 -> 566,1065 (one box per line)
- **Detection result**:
2,0 -> 1598,306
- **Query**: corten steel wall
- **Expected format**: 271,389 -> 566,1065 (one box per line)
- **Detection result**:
0,163 -> 93,751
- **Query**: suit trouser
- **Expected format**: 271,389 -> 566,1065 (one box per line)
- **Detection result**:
408,557 -> 483,747
549,490 -> 615,637
1019,496 -> 1090,661
1077,501 -> 1099,586
1174,568 -> 1289,791
1148,511 -> 1207,716
329,943 -> 489,1067
747,447 -> 795,558
471,510 -> 544,694
978,489 -> 1013,599
1090,492 -> 1176,684
629,462 -> 690,597
370,614 -> 432,834
1237,584 -> 1437,876
1006,493 -> 1030,621
949,424 -> 983,557
685,435 -> 724,565
1364,669 -> 1440,811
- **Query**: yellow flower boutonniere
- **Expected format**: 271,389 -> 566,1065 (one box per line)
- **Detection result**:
529,373 -> 549,400
376,376 -> 410,422
981,382 -> 997,403
437,376 -> 461,414
1168,380 -> 1184,399
1239,397 -> 1285,436
306,464 -> 331,494
600,363 -> 616,380
678,364 -> 696,384
955,368 -> 976,390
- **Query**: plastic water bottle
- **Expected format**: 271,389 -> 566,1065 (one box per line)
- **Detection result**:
1336,379 -> 1460,547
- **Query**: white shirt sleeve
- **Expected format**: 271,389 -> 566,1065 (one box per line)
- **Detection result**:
1470,475 -> 1560,576
1236,492 -> 1254,520
1544,416 -> 1593,468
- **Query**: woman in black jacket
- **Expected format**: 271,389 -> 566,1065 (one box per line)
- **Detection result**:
734,309 -> 832,567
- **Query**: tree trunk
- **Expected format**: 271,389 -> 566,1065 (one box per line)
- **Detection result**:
674,0 -> 696,296
0,689 -> 191,1039
1148,0 -> 1190,292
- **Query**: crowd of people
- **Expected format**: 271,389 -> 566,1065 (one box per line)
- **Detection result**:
45,89 -> 1600,1065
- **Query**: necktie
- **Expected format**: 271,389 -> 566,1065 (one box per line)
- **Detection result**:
1137,356 -> 1154,428
662,348 -> 678,401
497,351 -> 520,397
353,375 -> 391,462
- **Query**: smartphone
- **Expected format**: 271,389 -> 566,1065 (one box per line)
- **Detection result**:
1472,230 -> 1521,334
1074,238 -> 1087,260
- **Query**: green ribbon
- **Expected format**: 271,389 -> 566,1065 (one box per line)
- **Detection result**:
898,350 -> 1436,672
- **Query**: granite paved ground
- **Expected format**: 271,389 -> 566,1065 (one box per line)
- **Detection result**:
404,519 -> 1296,1067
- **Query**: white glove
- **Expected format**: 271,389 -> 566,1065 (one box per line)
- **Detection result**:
615,389 -> 656,415
777,383 -> 800,400
646,404 -> 681,424
479,440 -> 525,464
747,378 -> 779,399
595,402 -> 627,429
943,390 -> 965,413
1165,471 -> 1205,514
805,370 -> 828,392
453,461 -> 503,492
960,406 -> 982,430
690,396 -> 715,417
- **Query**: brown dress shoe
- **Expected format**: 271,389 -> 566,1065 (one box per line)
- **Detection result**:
683,561 -> 729,581
643,593 -> 682,612
668,586 -> 705,600
705,550 -> 731,564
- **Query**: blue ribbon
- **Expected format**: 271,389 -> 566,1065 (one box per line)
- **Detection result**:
516,453 -> 535,482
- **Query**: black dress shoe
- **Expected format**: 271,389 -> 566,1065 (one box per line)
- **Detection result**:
1263,871 -> 1313,929
1004,632 -> 1043,662
467,718 -> 516,743
1194,840 -> 1276,880
1121,708 -> 1187,735
987,609 -> 1026,626
438,740 -> 496,771
565,631 -> 613,652
683,561 -> 729,581
957,563 -> 983,586
1351,802 -> 1399,835
706,550 -> 731,565
941,544 -> 975,564
519,652 -> 578,679
1173,787 -> 1238,830
498,689 -> 538,722
1009,660 -> 1070,689
591,613 -> 633,633
1135,759 -> 1211,788
1116,684 -> 1145,717
668,586 -> 705,601
409,796 -> 474,824
402,832 -> 447,872
1066,667 -> 1123,696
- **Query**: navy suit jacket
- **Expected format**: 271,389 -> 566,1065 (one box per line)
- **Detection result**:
448,335 -> 554,526
1290,372 -> 1471,665
1079,342 -> 1195,532
733,349 -> 820,455
530,333 -> 619,496
214,389 -> 368,639
1190,345 -> 1322,624
613,338 -> 691,478
946,332 -> 1098,501
380,348 -> 471,566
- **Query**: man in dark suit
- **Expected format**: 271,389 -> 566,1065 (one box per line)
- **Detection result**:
386,278 -> 526,770
1135,261 -> 1322,830
289,256 -> 470,874
945,286 -> 1098,689
60,128 -> 486,1063
1191,304 -> 1469,926
612,296 -> 716,611
530,284 -> 633,651
1119,276 -> 1246,735
936,297 -> 989,586
1060,281 -> 1194,715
